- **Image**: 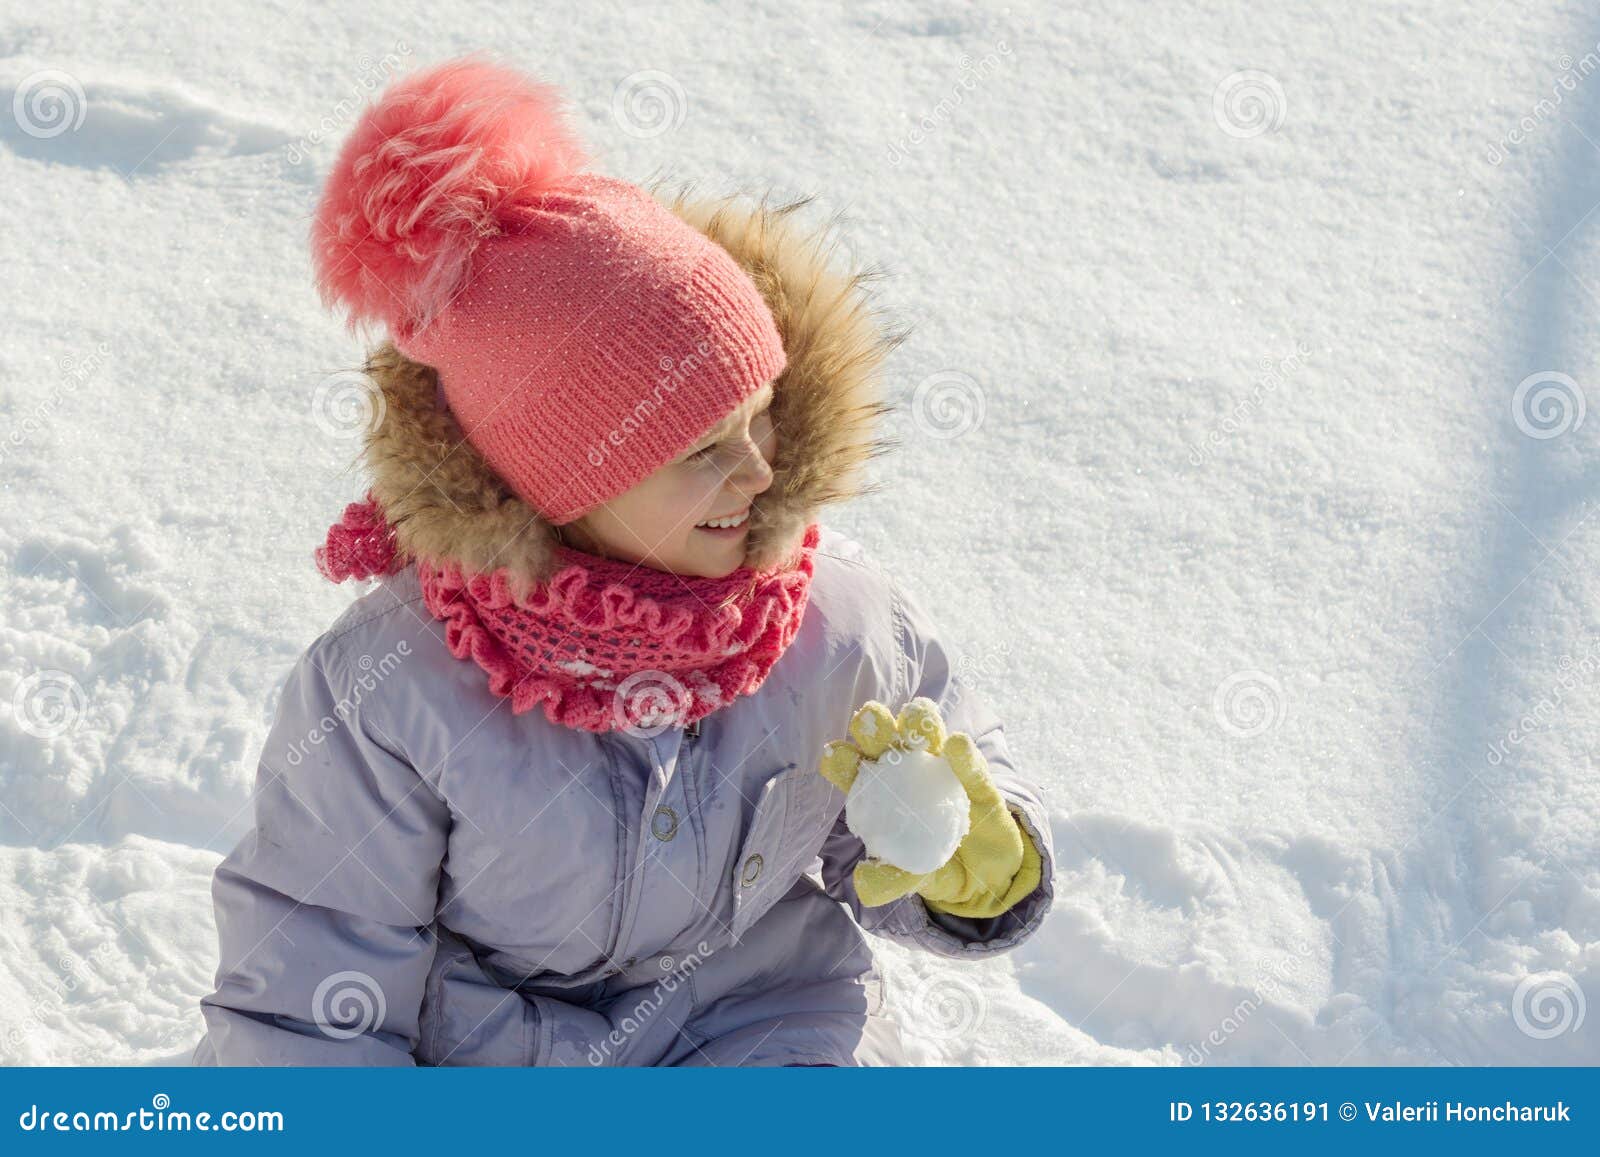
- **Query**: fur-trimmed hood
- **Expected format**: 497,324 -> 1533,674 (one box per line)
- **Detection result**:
349,184 -> 906,599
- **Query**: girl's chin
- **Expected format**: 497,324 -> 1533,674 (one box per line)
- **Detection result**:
678,545 -> 747,579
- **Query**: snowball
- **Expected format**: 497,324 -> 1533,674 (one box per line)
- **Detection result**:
844,748 -> 970,874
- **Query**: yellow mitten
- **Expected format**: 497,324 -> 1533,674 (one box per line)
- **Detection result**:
819,697 -> 1043,919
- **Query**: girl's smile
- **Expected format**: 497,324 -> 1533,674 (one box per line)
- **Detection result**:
693,505 -> 752,535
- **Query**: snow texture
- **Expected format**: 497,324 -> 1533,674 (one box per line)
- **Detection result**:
1,0 -> 1598,1066
845,748 -> 971,874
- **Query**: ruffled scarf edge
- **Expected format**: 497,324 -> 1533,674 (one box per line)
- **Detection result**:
315,492 -> 819,732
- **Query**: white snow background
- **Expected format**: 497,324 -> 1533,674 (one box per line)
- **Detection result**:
1,0 -> 1597,1065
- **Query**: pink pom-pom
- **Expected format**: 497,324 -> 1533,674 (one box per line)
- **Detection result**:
315,493 -> 403,583
310,53 -> 589,340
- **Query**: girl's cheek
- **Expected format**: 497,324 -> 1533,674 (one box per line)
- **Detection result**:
675,472 -> 720,518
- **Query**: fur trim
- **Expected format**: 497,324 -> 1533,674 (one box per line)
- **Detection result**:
353,184 -> 906,599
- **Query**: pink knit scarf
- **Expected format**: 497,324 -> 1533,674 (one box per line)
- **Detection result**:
314,493 -> 818,733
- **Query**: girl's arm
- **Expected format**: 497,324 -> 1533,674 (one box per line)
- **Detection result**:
196,633 -> 450,1065
818,577 -> 1056,959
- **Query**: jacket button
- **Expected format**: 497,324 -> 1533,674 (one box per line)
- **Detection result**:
740,853 -> 764,886
651,805 -> 678,841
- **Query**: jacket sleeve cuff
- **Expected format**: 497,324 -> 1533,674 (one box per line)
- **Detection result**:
868,791 -> 1055,959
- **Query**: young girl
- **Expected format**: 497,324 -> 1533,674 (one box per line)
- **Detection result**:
191,55 -> 1055,1067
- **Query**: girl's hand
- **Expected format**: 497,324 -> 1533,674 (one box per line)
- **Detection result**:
819,698 -> 1044,918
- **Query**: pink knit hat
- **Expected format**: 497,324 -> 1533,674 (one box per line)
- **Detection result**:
310,55 -> 787,525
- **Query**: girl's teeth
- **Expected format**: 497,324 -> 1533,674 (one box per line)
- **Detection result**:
697,510 -> 749,529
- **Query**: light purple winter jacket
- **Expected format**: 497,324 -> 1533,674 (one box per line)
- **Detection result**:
190,527 -> 1056,1066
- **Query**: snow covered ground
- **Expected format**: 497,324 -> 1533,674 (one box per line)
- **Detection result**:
2,0 -> 1597,1066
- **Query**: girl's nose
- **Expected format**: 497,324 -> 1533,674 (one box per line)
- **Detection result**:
728,438 -> 774,497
